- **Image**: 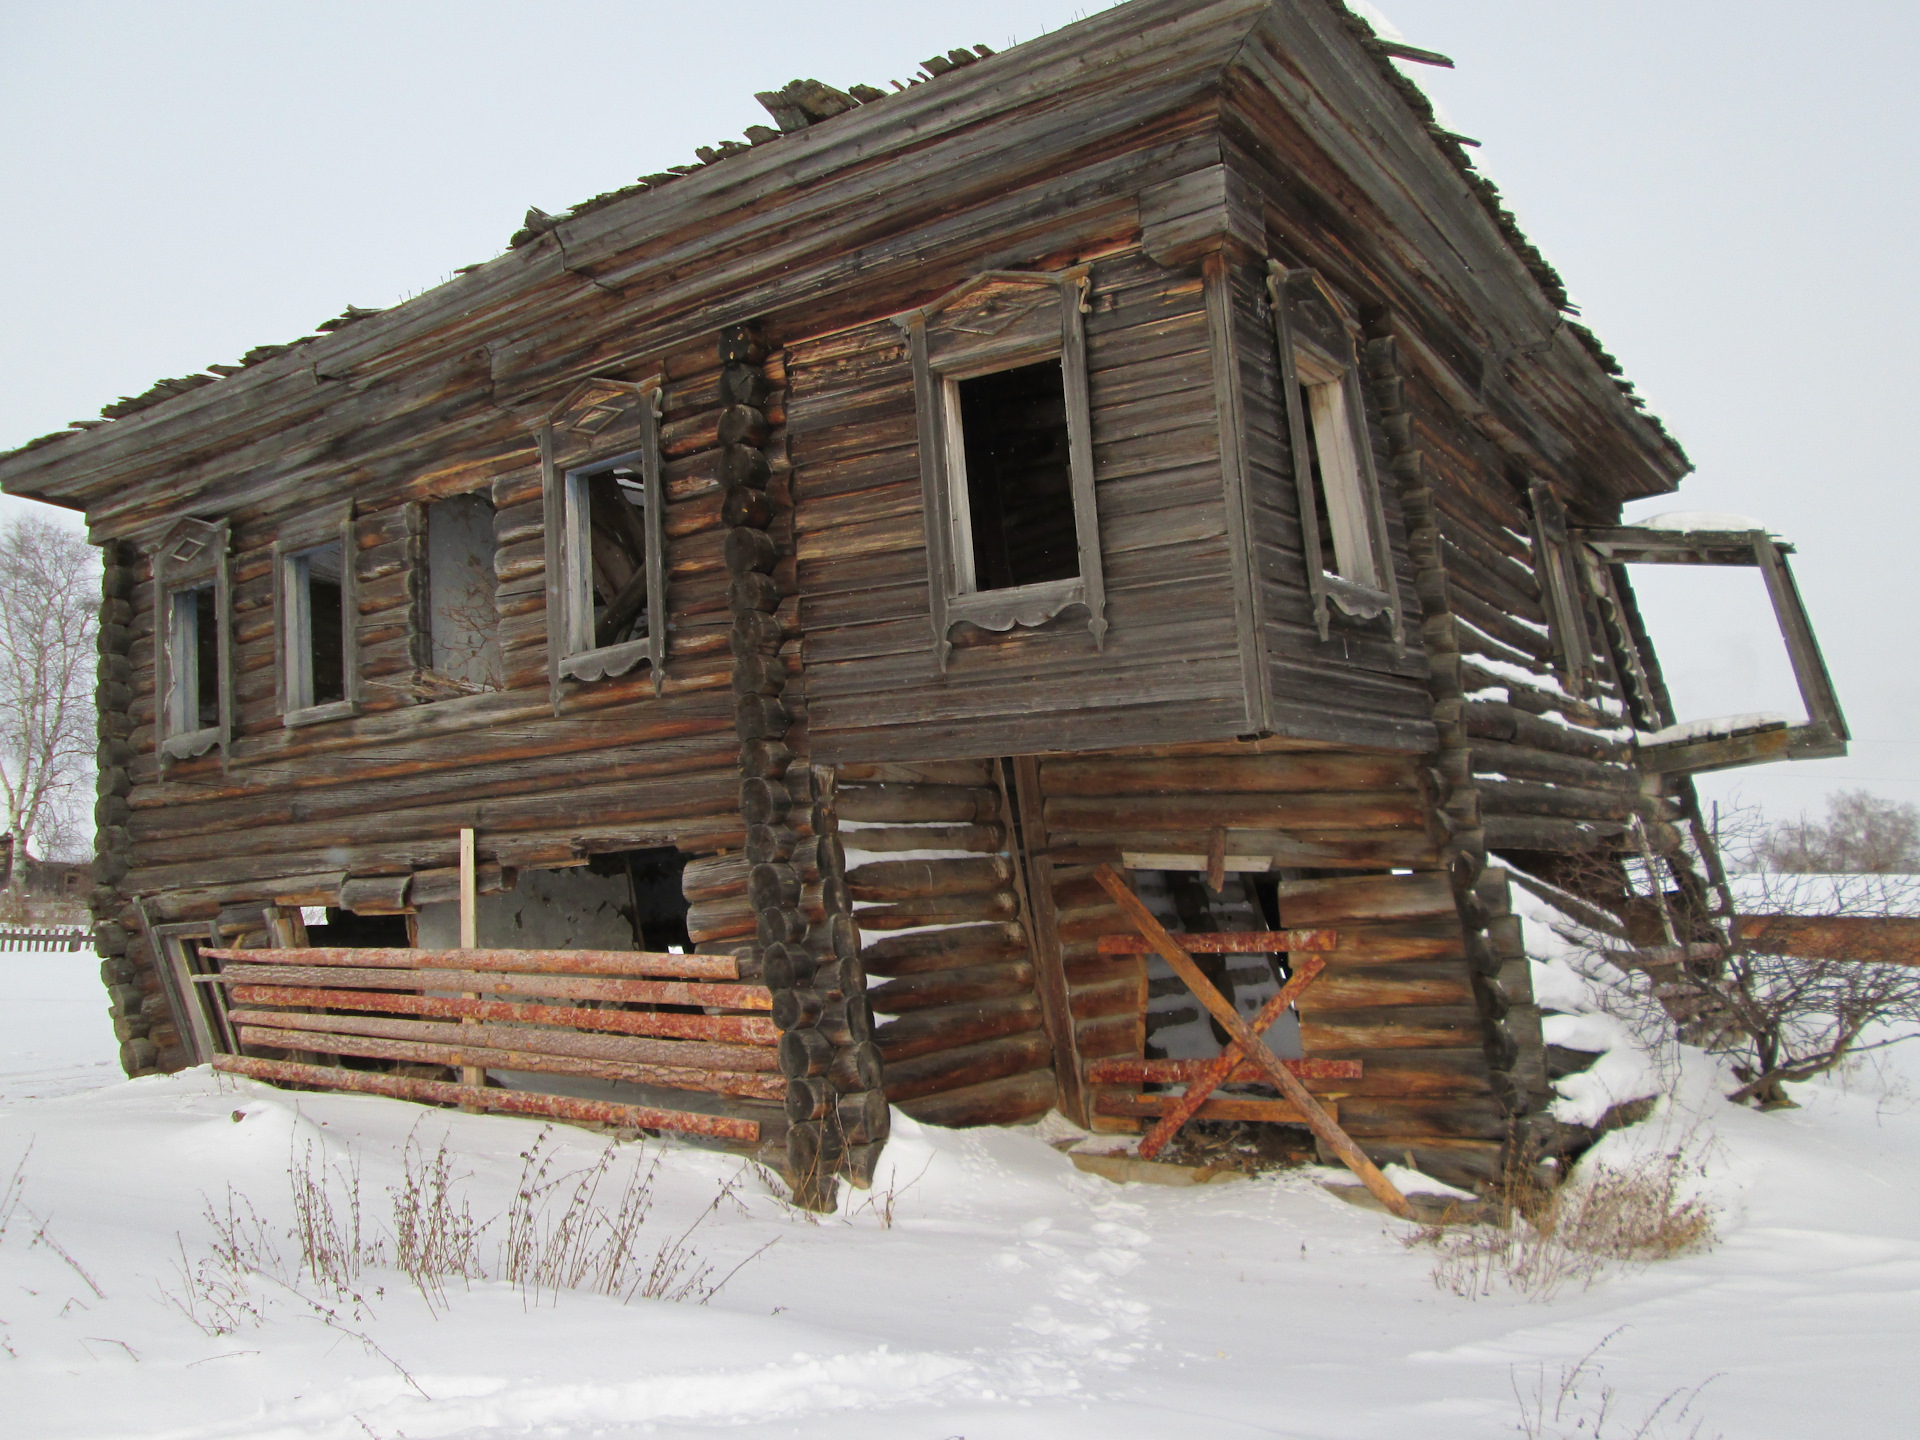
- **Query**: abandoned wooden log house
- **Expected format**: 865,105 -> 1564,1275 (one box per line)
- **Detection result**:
0,0 -> 1847,1200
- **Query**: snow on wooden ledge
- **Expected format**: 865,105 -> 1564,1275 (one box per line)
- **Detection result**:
1636,711 -> 1789,746
1639,509 -> 1769,532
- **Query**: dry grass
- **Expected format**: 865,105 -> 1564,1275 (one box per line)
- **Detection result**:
1513,1330 -> 1722,1438
165,1123 -> 771,1343
1414,1149 -> 1716,1302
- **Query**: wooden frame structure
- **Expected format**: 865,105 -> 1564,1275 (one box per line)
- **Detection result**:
1,1 -> 1849,1201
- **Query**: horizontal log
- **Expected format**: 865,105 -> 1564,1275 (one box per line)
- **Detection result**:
879,1031 -> 1054,1104
1096,929 -> 1336,955
1276,873 -> 1457,926
230,1010 -> 782,1090
836,785 -> 1000,824
213,1054 -> 760,1141
859,922 -> 1029,977
1333,1094 -> 1510,1139
1732,914 -> 1920,965
203,946 -> 738,979
1482,815 -> 1680,854
896,1068 -> 1057,1128
872,993 -> 1044,1063
845,854 -> 1013,902
1083,1057 -> 1361,1085
1044,792 -> 1425,833
853,892 -> 1019,929
225,984 -> 778,1047
866,960 -> 1036,1016
1297,1006 -> 1485,1051
836,823 -> 1006,854
202,964 -> 768,1009
1092,1093 -> 1326,1125
1039,752 -> 1416,796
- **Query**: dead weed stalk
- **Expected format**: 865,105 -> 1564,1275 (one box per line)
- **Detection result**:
1414,1150 -> 1716,1302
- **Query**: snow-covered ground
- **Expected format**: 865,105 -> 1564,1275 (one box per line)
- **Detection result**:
4,942 -> 1918,1438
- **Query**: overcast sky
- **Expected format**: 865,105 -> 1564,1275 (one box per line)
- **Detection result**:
3,0 -> 1913,828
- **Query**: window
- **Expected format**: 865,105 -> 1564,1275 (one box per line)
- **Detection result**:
167,585 -> 220,732
274,504 -> 358,724
538,377 -> 668,706
899,266 -> 1105,670
1528,480 -> 1597,695
555,450 -> 664,683
949,360 -> 1079,592
423,493 -> 503,693
1267,262 -> 1401,642
1575,521 -> 1848,774
151,517 -> 231,763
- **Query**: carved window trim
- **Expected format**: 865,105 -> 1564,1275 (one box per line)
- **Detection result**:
273,500 -> 360,727
1266,261 -> 1403,645
1576,524 -> 1848,773
150,517 -> 233,766
538,376 -> 667,709
896,267 -> 1106,672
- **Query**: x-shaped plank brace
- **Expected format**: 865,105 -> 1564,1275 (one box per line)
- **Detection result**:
1092,864 -> 1412,1219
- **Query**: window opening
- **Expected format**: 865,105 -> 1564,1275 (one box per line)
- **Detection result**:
285,541 -> 347,710
425,493 -> 503,691
553,438 -> 665,689
951,359 -> 1080,593
166,584 -> 220,734
1295,361 -> 1380,591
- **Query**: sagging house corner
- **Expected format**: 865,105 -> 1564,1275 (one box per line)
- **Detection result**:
0,0 -> 1846,1205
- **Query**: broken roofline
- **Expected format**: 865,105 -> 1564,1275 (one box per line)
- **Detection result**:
0,0 -> 1685,513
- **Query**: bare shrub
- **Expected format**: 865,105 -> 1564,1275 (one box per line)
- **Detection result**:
1417,1149 -> 1715,1303
167,1123 -> 770,1336
1758,789 -> 1920,873
388,1129 -> 488,1313
1514,1331 -> 1721,1439
288,1139 -> 386,1303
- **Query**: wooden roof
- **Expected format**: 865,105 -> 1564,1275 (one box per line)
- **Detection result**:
0,0 -> 1689,534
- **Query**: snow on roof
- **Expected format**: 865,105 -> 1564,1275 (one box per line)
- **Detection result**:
1640,510 -> 1768,533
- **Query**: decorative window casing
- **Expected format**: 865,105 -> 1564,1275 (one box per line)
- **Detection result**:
151,517 -> 232,764
274,502 -> 359,725
1528,480 -> 1597,695
1267,262 -> 1403,644
538,377 -> 667,707
896,267 -> 1105,671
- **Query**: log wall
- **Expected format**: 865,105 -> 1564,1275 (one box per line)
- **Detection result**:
841,759 -> 1060,1129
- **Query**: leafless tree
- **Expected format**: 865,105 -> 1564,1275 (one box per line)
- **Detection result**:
0,515 -> 99,874
1757,789 -> 1920,874
1526,802 -> 1920,1110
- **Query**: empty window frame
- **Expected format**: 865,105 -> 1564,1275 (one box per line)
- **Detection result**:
421,493 -> 504,694
151,517 -> 232,763
1267,262 -> 1401,642
275,506 -> 358,724
899,267 -> 1106,671
1528,480 -> 1598,695
1576,523 -> 1848,773
949,359 -> 1081,593
553,441 -> 665,687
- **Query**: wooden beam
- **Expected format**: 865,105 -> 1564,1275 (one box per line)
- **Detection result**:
1091,864 -> 1413,1218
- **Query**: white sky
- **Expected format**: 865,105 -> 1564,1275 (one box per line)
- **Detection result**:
2,0 -> 1914,826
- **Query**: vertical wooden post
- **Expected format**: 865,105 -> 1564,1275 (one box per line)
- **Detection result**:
458,827 -> 483,1093
1010,756 -> 1086,1126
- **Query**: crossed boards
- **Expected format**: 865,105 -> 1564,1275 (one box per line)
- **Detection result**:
1090,865 -> 1412,1218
